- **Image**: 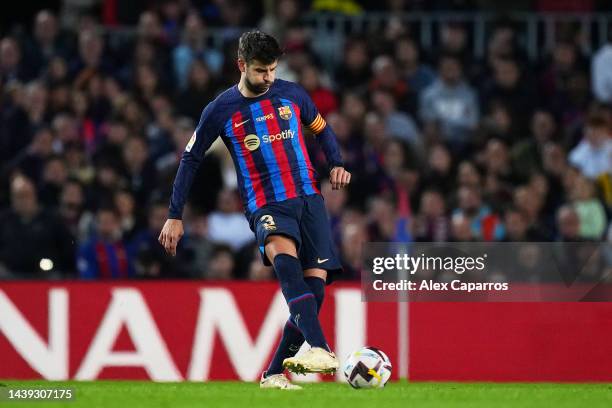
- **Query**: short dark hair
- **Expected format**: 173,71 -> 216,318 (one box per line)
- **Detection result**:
97,204 -> 120,218
237,30 -> 283,64
438,52 -> 462,68
586,111 -> 609,129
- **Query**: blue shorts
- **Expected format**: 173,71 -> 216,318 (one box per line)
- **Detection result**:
249,194 -> 342,283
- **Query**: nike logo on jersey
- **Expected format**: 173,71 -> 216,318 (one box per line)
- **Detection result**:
317,258 -> 329,264
235,119 -> 250,127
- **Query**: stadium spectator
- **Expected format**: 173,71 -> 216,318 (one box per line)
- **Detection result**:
133,64 -> 165,107
4,127 -> 55,183
569,174 -> 608,240
480,57 -> 537,136
94,118 -> 129,168
113,189 -> 142,240
71,29 -> 112,81
511,109 -> 558,180
335,37 -> 370,91
173,12 -> 223,89
414,189 -> 449,242
340,220 -> 368,279
206,244 -> 235,280
175,60 -> 217,121
369,55 -> 410,110
485,20 -> 524,66
366,196 -> 411,242
58,179 -> 87,239
136,10 -> 167,44
394,36 -> 435,97
540,41 -> 582,101
182,212 -> 214,277
77,206 -> 135,279
122,136 -> 158,206
207,188 -> 254,251
419,53 -> 479,154
0,83 -> 28,163
450,213 -> 474,241
371,89 -> 421,149
501,207 -> 530,242
0,175 -> 74,277
479,139 -> 516,207
453,186 -> 504,241
569,112 -> 612,180
0,37 -> 34,84
378,139 -> 419,214
24,10 -> 74,72
278,25 -> 316,83
145,94 -> 175,162
555,205 -> 581,241
456,160 -> 482,189
592,33 -> 612,104
259,0 -> 301,42
339,91 -> 367,133
438,22 -> 470,65
514,184 -> 552,240
39,155 -> 69,207
422,143 -> 454,199
299,63 -> 338,117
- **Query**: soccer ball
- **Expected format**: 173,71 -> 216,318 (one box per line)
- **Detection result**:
343,346 -> 392,389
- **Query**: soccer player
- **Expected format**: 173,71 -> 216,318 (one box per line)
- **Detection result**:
158,31 -> 351,390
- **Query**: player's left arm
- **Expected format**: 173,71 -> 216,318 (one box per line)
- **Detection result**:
295,84 -> 351,190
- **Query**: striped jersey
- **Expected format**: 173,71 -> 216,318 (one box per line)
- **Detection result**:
169,79 -> 336,219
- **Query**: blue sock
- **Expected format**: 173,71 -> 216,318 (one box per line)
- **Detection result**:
273,255 -> 327,350
265,319 -> 304,377
304,276 -> 325,311
265,276 -> 326,376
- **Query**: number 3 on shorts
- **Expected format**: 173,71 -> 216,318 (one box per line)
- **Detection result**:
260,214 -> 276,231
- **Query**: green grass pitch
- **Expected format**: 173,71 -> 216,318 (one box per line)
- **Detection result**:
1,380 -> 611,408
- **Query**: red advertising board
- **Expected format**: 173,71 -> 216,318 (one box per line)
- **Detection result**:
2,282 -> 612,381
0,282 -> 398,382
409,302 -> 612,382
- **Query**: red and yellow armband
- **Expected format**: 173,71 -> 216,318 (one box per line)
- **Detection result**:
308,113 -> 327,134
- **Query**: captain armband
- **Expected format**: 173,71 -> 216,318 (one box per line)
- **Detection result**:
307,113 -> 327,135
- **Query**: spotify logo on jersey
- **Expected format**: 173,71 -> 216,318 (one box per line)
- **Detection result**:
243,130 -> 295,151
244,134 -> 261,151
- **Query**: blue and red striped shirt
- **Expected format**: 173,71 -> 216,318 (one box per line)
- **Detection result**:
169,79 -> 343,219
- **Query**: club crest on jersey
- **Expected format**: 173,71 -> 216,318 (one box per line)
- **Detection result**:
278,106 -> 292,120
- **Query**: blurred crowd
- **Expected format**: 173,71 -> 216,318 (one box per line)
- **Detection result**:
0,0 -> 611,280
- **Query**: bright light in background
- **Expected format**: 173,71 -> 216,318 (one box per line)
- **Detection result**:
39,258 -> 54,271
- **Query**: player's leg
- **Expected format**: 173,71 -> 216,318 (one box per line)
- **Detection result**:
281,195 -> 344,374
265,235 -> 330,352
264,270 -> 326,378
253,206 -> 334,382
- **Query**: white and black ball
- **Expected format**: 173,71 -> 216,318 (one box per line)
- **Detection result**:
343,346 -> 392,389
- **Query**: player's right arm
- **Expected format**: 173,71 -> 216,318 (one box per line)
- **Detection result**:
159,102 -> 219,256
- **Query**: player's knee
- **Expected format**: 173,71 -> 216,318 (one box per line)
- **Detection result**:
265,234 -> 298,261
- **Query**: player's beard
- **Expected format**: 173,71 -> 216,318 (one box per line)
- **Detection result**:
245,76 -> 271,95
